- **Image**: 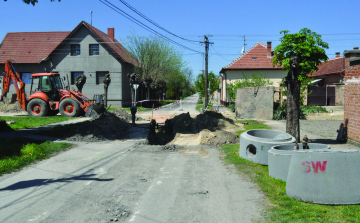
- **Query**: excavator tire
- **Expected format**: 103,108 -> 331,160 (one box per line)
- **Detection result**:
27,99 -> 49,117
59,98 -> 81,117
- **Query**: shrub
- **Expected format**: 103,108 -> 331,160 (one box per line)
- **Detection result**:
228,104 -> 235,112
272,102 -> 306,120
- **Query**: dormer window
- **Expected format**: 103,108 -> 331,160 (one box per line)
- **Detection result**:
252,57 -> 257,60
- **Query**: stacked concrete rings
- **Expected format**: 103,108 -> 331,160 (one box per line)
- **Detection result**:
286,149 -> 360,204
268,143 -> 331,182
239,129 -> 295,165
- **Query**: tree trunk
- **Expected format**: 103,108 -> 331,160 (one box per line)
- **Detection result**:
286,79 -> 301,142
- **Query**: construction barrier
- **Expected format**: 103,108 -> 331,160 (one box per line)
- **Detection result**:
239,130 -> 295,165
268,143 -> 331,182
286,149 -> 360,204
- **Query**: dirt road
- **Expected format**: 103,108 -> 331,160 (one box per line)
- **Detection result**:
0,94 -> 267,223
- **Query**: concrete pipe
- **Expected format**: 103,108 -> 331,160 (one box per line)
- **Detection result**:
286,149 -> 360,204
268,143 -> 331,182
239,130 -> 295,165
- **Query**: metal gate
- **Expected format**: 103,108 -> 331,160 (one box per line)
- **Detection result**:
307,86 -> 335,106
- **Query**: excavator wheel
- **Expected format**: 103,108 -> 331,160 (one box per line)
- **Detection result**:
59,98 -> 81,117
27,99 -> 49,117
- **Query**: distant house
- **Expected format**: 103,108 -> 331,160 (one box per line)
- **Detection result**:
219,42 -> 286,105
0,21 -> 136,107
307,53 -> 345,106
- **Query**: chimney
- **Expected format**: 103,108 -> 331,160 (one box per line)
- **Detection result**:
108,28 -> 114,42
336,52 -> 340,58
267,41 -> 272,57
354,47 -> 359,50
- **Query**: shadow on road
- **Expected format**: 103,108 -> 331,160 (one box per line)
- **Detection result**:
0,174 -> 113,191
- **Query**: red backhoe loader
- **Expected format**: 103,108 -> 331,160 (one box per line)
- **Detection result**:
1,60 -> 105,117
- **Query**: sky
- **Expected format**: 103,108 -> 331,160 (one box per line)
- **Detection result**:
1,0 -> 360,80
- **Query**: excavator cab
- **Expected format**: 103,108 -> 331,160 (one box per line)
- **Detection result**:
30,74 -> 63,101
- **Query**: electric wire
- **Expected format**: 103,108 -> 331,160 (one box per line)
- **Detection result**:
99,0 -> 203,54
117,0 -> 199,43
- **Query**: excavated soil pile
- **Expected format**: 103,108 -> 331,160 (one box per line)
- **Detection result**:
109,108 -> 144,121
109,109 -> 131,122
0,103 -> 24,113
148,111 -> 241,146
64,112 -> 129,142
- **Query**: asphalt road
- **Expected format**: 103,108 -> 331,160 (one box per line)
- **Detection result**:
0,94 -> 267,223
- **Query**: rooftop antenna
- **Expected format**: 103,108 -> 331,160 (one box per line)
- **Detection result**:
90,11 -> 93,25
241,35 -> 247,54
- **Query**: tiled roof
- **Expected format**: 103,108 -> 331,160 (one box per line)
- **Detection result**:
0,31 -> 70,63
308,56 -> 345,77
221,42 -> 282,72
0,21 -> 136,65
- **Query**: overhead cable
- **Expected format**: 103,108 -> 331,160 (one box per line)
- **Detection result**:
99,0 -> 203,54
117,0 -> 199,44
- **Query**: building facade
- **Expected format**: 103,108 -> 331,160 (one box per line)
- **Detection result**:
0,21 -> 136,107
219,42 -> 286,105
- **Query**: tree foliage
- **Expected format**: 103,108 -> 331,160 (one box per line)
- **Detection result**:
272,28 -> 329,81
226,72 -> 273,101
125,34 -> 193,100
194,71 -> 219,98
4,0 -> 61,5
272,28 -> 328,142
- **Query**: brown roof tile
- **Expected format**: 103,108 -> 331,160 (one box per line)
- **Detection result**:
308,56 -> 345,77
221,42 -> 282,72
0,31 -> 70,63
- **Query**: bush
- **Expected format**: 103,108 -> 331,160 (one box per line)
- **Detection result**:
197,99 -> 203,105
228,104 -> 235,112
272,102 -> 306,120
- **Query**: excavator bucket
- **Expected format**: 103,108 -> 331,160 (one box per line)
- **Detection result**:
85,94 -> 106,117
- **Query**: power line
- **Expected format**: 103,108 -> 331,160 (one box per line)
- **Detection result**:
117,0 -> 199,44
99,0 -> 202,54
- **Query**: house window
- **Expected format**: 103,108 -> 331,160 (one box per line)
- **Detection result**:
71,72 -> 84,85
71,44 -> 80,56
96,71 -> 109,85
89,44 -> 99,55
252,57 -> 257,60
21,73 -> 32,84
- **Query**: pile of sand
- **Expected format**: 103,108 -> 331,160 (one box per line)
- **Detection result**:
0,103 -> 24,113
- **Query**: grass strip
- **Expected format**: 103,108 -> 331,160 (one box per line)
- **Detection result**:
0,116 -> 75,130
235,120 -> 271,136
219,121 -> 360,223
0,139 -> 71,176
195,104 -> 213,112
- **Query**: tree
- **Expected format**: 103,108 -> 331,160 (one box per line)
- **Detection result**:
4,0 -> 60,5
272,28 -> 328,142
226,72 -> 273,101
194,71 -> 218,98
125,34 -> 185,100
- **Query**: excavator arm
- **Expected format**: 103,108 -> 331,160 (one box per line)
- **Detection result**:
1,61 -> 27,111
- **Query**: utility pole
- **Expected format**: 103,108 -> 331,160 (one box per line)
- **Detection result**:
202,35 -> 213,108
